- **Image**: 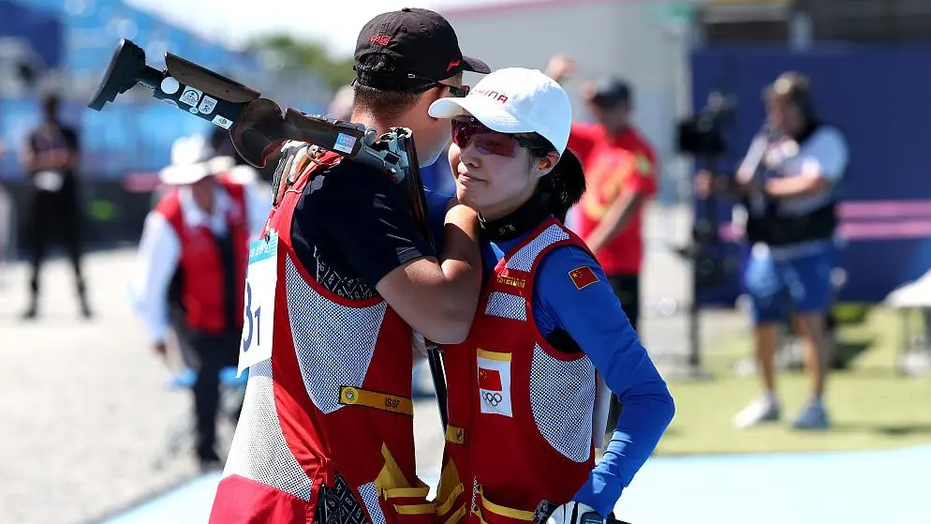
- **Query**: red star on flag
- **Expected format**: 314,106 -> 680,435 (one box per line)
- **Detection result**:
478,368 -> 502,391
568,266 -> 599,290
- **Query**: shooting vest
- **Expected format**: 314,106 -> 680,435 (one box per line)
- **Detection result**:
744,125 -> 841,247
210,152 -> 432,524
157,177 -> 248,334
435,218 -> 600,524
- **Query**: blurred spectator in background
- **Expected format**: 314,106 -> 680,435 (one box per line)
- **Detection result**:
547,54 -> 659,437
327,84 -> 355,121
20,93 -> 90,319
696,72 -> 847,430
130,135 -> 268,469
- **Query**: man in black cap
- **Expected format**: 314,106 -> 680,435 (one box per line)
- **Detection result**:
208,8 -> 489,524
547,55 -> 660,443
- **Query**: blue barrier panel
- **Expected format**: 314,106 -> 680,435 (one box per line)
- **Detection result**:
691,44 -> 931,305
0,0 -> 63,68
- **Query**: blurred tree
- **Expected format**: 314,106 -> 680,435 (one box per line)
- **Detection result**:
247,34 -> 354,91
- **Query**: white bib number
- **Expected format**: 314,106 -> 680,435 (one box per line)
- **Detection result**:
237,231 -> 278,376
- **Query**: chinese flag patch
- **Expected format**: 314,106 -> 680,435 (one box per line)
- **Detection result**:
478,368 -> 503,391
569,266 -> 599,290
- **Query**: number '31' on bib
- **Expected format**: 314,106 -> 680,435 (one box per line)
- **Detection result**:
238,231 -> 278,377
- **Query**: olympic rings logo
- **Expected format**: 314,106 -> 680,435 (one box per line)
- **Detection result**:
482,392 -> 503,406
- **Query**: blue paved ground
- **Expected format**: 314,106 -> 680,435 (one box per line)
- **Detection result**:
100,445 -> 931,524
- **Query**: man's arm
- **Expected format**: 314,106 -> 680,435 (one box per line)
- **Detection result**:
583,190 -> 647,253
313,161 -> 482,345
545,54 -> 600,161
765,128 -> 848,198
765,130 -> 848,199
696,133 -> 769,200
376,203 -> 482,344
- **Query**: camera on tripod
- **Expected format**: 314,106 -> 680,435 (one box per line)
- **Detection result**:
676,91 -> 736,160
674,91 -> 738,289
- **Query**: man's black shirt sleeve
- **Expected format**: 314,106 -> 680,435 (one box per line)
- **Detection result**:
294,160 -> 437,290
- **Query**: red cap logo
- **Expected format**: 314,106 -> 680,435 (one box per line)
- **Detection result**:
446,59 -> 461,72
370,35 -> 391,46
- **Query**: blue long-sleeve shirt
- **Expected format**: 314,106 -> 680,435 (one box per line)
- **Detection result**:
481,224 -> 675,518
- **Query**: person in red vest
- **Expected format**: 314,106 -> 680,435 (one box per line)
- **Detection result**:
427,67 -> 674,524
207,8 -> 487,524
131,135 -> 269,469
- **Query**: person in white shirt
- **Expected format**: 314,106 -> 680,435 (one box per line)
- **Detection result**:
131,135 -> 269,468
697,72 -> 848,430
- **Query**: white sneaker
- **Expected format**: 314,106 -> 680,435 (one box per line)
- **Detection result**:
732,395 -> 780,429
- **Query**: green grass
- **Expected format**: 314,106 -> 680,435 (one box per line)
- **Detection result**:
656,308 -> 931,456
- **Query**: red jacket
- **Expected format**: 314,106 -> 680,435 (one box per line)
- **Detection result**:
156,178 -> 249,333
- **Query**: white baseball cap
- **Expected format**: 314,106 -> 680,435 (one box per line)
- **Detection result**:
159,135 -> 235,185
428,67 -> 572,154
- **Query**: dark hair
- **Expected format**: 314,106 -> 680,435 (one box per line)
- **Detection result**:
764,71 -> 817,121
534,149 -> 586,223
41,93 -> 60,112
352,65 -> 462,120
352,84 -> 421,120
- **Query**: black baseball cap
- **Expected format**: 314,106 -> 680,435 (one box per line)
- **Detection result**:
591,76 -> 632,106
354,7 -> 490,92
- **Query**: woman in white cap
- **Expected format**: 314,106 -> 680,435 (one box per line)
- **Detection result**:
427,68 -> 675,524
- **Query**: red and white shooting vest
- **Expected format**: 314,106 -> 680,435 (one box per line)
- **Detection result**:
435,218 -> 601,524
210,153 -> 433,524
156,177 -> 249,334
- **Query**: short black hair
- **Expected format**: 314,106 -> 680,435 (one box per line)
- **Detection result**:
592,76 -> 632,107
352,84 -> 421,121
352,71 -> 463,120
